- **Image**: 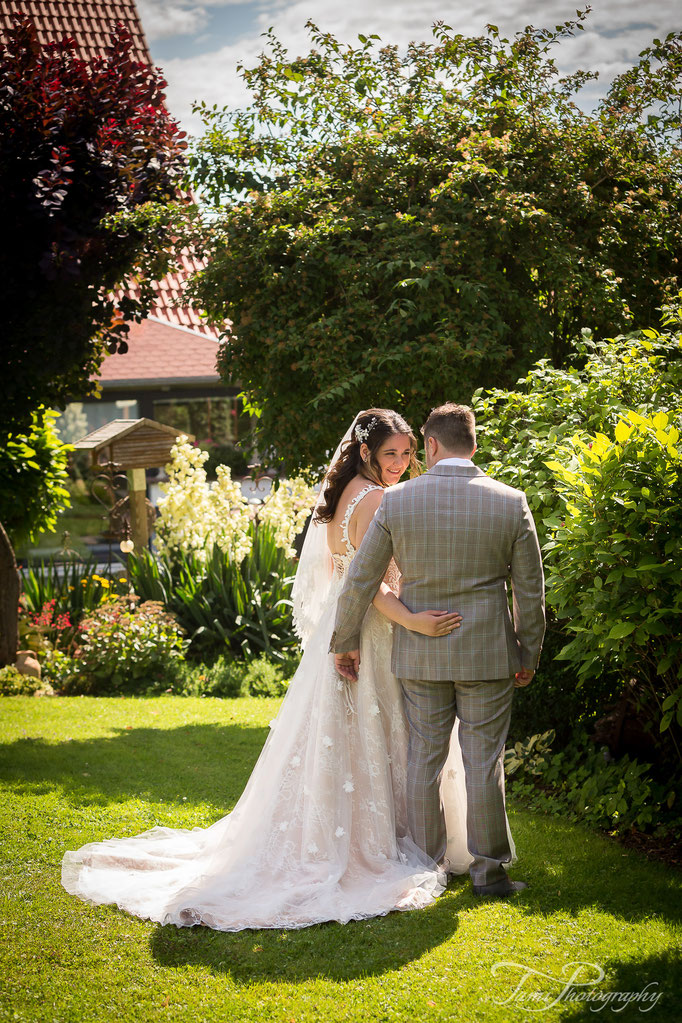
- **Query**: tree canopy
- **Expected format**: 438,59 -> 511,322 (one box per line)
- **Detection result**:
188,14 -> 682,471
0,16 -> 189,441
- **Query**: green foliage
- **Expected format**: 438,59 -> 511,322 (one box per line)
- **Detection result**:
175,652 -> 298,698
240,653 -> 296,697
188,17 -> 682,469
21,556 -> 127,624
506,730 -> 681,838
202,442 -> 249,480
507,625 -> 622,746
174,655 -> 244,698
41,649 -> 78,692
0,408 -> 72,546
473,325 -> 682,548
64,597 -> 188,695
1,16 -> 189,440
0,664 -> 52,697
128,522 -> 299,662
545,409 -> 682,756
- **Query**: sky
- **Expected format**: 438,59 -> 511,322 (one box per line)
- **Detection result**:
137,0 -> 680,134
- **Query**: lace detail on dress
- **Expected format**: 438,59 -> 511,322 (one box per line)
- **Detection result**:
330,484 -> 401,597
331,484 -> 383,579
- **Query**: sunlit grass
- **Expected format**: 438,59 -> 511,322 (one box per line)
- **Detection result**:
1,695 -> 680,1023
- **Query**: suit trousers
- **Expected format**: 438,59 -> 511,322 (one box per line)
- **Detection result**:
400,676 -> 515,887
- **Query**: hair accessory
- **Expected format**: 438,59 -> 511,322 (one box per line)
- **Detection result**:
354,417 -> 378,444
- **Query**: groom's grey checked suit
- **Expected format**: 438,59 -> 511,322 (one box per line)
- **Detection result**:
330,462 -> 545,887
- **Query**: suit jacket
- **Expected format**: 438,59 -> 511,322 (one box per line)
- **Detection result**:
331,464 -> 545,681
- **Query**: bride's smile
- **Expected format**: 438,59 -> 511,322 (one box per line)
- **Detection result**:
361,434 -> 412,486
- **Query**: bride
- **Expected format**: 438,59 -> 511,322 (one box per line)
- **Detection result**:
61,409 -> 513,930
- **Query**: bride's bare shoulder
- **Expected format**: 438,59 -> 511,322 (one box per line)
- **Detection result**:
332,475 -> 381,524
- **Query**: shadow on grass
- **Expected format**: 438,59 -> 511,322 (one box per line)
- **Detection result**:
557,950 -> 680,1022
0,722 -> 269,811
148,892 -> 460,982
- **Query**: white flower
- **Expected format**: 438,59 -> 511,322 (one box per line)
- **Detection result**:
155,436 -> 252,565
335,826 -> 345,838
258,477 -> 318,556
343,780 -> 354,793
369,703 -> 380,717
279,821 -> 288,831
322,735 -> 333,748
290,755 -> 301,768
307,842 -> 319,855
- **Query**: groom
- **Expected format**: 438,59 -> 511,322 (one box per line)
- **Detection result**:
331,403 -> 545,898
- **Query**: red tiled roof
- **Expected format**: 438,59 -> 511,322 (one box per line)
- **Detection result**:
121,251 -> 223,340
0,0 -> 152,63
98,315 -> 221,387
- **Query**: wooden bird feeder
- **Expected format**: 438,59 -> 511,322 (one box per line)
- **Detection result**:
73,418 -> 193,551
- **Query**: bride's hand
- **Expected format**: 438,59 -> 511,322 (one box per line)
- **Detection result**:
410,610 -> 462,637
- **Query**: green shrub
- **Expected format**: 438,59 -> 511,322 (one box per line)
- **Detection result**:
0,665 -> 53,697
546,409 -> 682,762
508,621 -> 623,746
173,652 -> 299,698
129,522 -> 299,662
0,407 -> 72,548
21,556 -> 127,624
240,654 -> 293,698
505,730 -> 681,838
203,442 -> 249,480
174,655 -> 244,698
41,649 -> 78,692
64,596 -> 188,695
473,326 -> 682,549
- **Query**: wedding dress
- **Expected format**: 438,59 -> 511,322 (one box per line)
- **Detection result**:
61,422 -> 514,931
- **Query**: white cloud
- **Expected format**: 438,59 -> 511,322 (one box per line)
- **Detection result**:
154,0 -> 681,134
138,1 -> 208,40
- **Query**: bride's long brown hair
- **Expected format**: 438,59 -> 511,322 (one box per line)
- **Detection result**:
314,409 -> 420,524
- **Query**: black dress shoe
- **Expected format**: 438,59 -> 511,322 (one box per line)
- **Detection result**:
473,879 -> 528,898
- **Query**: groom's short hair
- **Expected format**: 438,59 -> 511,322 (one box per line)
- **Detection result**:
422,403 -> 476,454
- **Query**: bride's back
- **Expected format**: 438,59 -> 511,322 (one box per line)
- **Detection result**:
326,476 -> 382,557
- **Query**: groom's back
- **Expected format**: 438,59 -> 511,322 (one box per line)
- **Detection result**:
383,465 -> 538,681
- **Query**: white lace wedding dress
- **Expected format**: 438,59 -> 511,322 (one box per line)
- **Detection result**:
61,485 -> 486,931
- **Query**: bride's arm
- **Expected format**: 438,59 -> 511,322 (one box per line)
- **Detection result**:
353,492 -> 462,638
373,583 -> 462,636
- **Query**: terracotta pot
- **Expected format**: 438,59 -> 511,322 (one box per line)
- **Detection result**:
15,650 -> 41,679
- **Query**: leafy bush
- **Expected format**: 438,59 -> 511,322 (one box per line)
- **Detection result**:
174,655 -> 243,698
21,556 -> 127,623
64,596 -> 188,695
473,326 -> 682,549
189,17 -> 682,471
0,664 -> 53,697
546,409 -> 682,761
508,625 -> 622,747
241,654 -> 295,698
129,522 -> 299,662
41,650 -> 78,692
505,730 -> 681,838
203,443 -> 249,480
174,653 -> 298,698
0,407 -> 72,547
19,598 -> 74,656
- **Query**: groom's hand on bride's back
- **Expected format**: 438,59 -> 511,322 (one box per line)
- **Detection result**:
335,651 -> 361,682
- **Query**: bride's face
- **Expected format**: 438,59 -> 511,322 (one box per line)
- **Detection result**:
364,432 -> 412,486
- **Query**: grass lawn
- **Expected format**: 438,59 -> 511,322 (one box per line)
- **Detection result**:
1,695 -> 680,1023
